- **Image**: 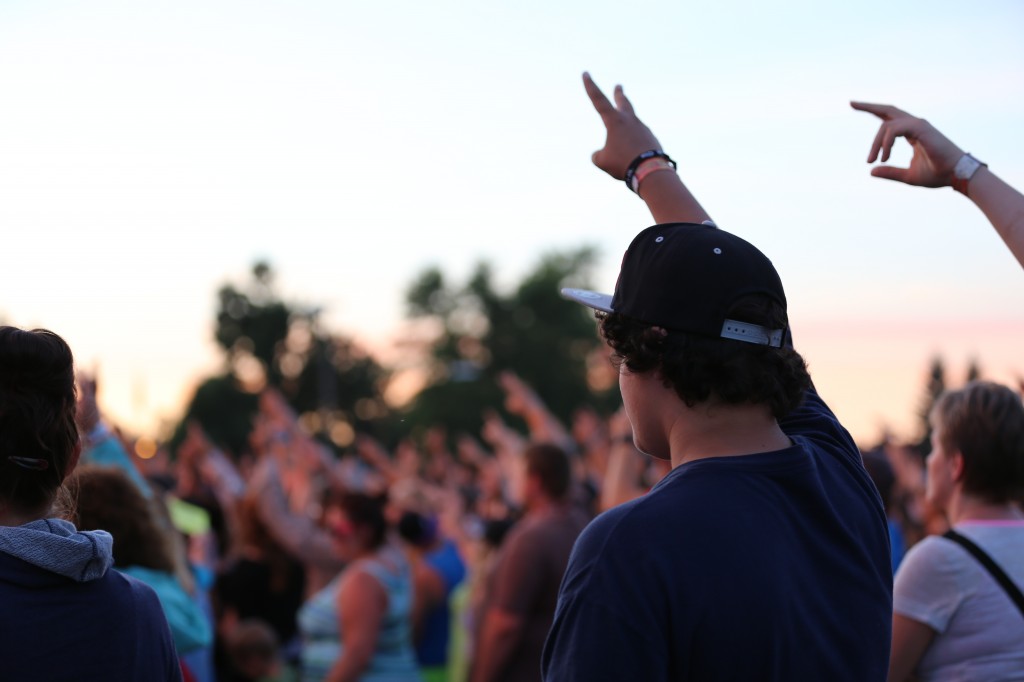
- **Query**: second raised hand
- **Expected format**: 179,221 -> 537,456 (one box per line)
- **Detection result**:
850,101 -> 964,188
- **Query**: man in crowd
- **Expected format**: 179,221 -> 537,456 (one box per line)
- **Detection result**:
471,443 -> 588,682
542,74 -> 893,681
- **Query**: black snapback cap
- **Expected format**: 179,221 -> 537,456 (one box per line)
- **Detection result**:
562,222 -> 787,347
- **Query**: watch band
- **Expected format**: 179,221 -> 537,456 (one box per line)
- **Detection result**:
952,153 -> 987,195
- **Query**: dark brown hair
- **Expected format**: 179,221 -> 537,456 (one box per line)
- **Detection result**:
932,381 -> 1024,505
525,443 -> 572,500
326,490 -> 388,550
599,295 -> 810,419
71,466 -> 176,573
0,327 -> 79,515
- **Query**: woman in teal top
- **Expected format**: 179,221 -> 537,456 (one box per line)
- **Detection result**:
71,465 -> 213,656
298,492 -> 421,682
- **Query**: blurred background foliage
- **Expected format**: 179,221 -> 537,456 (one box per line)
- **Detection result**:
169,249 -> 621,459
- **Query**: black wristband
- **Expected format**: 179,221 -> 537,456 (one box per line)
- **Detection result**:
624,150 -> 676,194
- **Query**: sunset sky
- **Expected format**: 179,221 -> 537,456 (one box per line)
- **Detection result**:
2,0 -> 1022,446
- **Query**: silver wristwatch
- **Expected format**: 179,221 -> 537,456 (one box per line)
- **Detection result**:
952,153 -> 987,194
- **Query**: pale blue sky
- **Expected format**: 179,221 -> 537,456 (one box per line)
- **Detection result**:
2,0 -> 1022,441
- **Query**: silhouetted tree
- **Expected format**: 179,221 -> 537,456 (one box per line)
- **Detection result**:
170,263 -> 389,457
912,356 -> 946,459
965,357 -> 982,384
401,248 -> 619,439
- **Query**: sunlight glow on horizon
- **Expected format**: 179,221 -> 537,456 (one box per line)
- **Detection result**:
2,0 -> 1021,447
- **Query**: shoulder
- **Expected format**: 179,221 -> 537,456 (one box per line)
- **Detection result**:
343,556 -> 397,602
893,535 -> 973,631
341,565 -> 381,591
896,535 -> 969,582
494,515 -> 546,558
99,571 -> 181,651
563,496 -> 665,583
780,387 -> 859,458
512,507 -> 588,545
96,567 -> 165,610
338,565 -> 389,619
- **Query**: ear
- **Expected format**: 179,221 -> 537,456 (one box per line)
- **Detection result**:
950,451 -> 966,483
64,439 -> 83,480
521,471 -> 540,499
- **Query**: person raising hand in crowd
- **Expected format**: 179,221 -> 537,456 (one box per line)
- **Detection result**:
851,102 -> 1024,268
543,74 -> 892,682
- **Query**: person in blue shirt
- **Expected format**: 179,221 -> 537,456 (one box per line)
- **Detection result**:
543,74 -> 892,682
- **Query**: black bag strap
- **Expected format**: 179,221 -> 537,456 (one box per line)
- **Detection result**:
943,529 -> 1024,620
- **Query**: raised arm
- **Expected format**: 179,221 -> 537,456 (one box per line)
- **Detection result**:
250,459 -> 344,574
851,101 -> 1024,268
498,371 -> 573,451
583,72 -> 711,225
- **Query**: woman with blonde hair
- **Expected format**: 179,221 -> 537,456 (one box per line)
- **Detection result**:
889,381 -> 1024,681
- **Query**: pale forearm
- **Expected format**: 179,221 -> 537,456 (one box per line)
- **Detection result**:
966,167 -> 1024,268
637,167 -> 713,225
254,474 -> 342,572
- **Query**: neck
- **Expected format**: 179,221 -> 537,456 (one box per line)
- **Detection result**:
948,490 -> 1024,524
0,502 -> 47,528
668,402 -> 791,469
526,496 -> 562,516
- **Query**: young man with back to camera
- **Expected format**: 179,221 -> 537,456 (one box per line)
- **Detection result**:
541,74 -> 892,681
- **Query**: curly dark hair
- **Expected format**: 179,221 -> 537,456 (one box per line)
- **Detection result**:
599,295 -> 810,419
0,326 -> 80,515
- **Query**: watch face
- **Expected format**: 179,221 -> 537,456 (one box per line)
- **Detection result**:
954,153 -> 982,180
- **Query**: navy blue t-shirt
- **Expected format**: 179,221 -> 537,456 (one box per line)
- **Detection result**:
542,389 -> 892,681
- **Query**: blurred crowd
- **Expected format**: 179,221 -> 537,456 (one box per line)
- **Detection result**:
64,364 -> 1005,682
71,369 -> 672,681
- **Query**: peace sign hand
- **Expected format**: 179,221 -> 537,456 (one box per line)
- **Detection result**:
584,72 -> 664,180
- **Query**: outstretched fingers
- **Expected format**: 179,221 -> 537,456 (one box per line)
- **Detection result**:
853,101 -> 913,162
613,84 -> 634,116
850,101 -> 908,120
880,125 -> 900,163
583,72 -> 616,119
870,165 -> 911,183
868,124 -> 887,163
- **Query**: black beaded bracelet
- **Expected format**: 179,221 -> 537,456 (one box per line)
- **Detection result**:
624,150 -> 676,194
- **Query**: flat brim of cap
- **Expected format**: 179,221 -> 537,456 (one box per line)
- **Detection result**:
561,287 -> 614,313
